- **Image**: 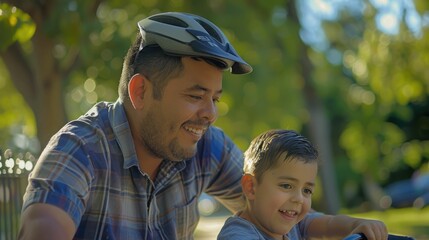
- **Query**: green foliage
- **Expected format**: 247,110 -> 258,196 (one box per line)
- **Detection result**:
1,0 -> 428,210
348,207 -> 429,239
303,1 -> 429,197
0,60 -> 37,153
0,3 -> 35,50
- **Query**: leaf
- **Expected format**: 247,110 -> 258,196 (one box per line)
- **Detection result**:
0,3 -> 35,51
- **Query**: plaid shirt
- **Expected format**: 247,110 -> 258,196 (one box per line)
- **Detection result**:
23,100 -> 244,240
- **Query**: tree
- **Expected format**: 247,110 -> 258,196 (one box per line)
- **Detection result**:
0,1 -> 106,148
1,0 -> 428,214
308,0 -> 429,208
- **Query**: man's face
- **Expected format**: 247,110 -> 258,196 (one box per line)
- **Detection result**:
249,157 -> 318,238
139,57 -> 223,161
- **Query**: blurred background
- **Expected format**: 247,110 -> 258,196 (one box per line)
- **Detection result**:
0,0 -> 428,239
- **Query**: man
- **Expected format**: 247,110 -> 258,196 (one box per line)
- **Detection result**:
19,12 -> 252,239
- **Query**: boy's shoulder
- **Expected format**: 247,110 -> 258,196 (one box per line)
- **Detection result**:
217,215 -> 266,240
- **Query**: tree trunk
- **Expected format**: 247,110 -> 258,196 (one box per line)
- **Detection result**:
287,0 -> 341,214
1,0 -> 66,148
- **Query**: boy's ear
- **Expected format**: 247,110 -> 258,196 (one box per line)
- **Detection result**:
128,73 -> 147,110
241,173 -> 257,200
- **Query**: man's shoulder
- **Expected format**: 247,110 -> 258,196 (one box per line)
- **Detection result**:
53,102 -> 116,145
79,101 -> 114,124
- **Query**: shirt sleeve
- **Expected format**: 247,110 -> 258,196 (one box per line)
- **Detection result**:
22,124 -> 96,227
201,126 -> 246,213
217,216 -> 265,240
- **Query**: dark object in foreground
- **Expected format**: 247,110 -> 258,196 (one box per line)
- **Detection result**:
343,233 -> 415,240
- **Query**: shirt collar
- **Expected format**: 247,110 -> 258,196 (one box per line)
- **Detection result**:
108,99 -> 139,169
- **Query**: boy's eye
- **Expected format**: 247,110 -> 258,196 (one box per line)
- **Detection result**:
303,188 -> 313,195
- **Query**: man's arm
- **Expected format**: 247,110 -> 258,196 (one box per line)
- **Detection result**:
201,127 -> 246,213
18,203 -> 76,240
307,214 -> 388,240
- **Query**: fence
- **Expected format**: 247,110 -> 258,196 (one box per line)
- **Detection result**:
0,150 -> 35,240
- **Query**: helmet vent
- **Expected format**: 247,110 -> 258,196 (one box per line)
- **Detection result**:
196,20 -> 222,43
149,15 -> 189,28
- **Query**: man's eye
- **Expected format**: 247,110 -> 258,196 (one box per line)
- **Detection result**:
280,183 -> 292,189
189,95 -> 202,100
213,98 -> 220,103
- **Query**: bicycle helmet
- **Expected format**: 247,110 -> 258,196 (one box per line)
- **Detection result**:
137,12 -> 252,74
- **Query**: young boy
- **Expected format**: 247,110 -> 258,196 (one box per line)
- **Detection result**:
217,129 -> 387,240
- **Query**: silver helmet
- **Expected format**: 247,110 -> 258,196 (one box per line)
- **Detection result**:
137,12 -> 252,74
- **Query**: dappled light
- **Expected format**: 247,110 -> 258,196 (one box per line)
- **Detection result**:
0,149 -> 35,175
0,0 -> 428,238
348,84 -> 375,105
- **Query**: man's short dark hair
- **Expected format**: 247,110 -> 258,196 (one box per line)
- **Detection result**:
118,34 -> 183,101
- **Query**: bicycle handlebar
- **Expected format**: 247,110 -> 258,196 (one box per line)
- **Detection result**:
343,233 -> 415,240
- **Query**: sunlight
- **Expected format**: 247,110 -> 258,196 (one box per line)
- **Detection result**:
370,0 -> 390,8
312,0 -> 335,18
377,12 -> 399,35
299,0 -> 423,50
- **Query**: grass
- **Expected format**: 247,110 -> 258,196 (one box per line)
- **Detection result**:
348,207 -> 429,239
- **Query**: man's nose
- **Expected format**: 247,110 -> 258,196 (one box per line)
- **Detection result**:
198,99 -> 217,123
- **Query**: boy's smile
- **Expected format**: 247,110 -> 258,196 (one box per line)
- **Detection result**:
243,156 -> 318,239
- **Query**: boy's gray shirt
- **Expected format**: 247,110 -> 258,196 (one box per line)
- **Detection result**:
217,212 -> 323,240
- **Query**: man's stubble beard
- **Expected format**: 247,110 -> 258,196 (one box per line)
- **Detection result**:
139,108 -> 198,161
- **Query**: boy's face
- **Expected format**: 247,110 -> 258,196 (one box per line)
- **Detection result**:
245,156 -> 318,239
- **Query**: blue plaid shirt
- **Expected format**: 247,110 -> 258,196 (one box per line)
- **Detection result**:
23,100 -> 244,239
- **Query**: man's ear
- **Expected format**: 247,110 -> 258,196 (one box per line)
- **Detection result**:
128,74 -> 147,110
241,174 -> 257,200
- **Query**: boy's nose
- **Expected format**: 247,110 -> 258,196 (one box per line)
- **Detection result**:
291,191 -> 305,204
